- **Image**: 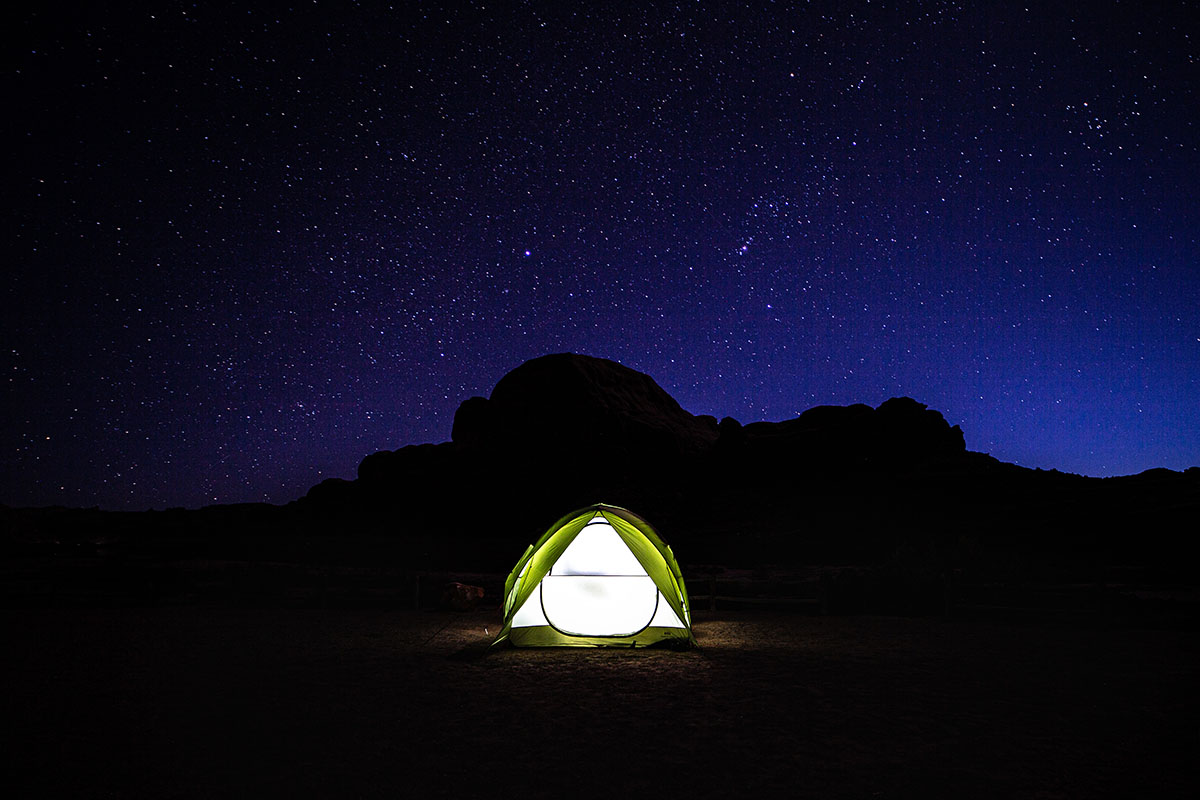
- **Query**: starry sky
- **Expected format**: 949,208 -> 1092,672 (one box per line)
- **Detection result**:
6,1 -> 1199,511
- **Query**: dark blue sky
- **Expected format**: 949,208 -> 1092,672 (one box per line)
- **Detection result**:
6,1 -> 1198,510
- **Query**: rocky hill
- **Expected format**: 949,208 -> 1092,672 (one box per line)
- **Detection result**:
295,353 -> 1196,568
4,353 -> 1197,585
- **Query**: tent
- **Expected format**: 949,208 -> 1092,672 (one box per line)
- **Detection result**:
492,504 -> 697,648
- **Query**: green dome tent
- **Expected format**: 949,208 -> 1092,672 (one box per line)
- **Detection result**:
492,504 -> 697,648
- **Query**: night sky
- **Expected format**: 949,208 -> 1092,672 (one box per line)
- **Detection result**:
7,2 -> 1198,511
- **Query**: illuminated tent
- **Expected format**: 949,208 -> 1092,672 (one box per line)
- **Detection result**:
492,504 -> 696,648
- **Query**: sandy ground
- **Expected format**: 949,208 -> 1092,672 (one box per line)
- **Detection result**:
1,606 -> 1196,799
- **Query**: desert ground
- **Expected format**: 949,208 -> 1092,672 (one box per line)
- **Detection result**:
2,604 -> 1196,799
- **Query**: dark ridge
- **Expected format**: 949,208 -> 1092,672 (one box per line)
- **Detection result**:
3,353 -> 1197,616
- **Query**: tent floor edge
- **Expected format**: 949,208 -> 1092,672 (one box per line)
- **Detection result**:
505,625 -> 695,649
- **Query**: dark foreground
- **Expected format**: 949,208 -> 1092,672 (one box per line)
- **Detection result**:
2,607 -> 1196,799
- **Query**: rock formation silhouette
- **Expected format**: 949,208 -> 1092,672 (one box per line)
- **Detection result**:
288,353 -> 1195,571
4,353 -> 1197,590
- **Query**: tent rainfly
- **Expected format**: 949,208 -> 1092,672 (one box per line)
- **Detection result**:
492,504 -> 696,648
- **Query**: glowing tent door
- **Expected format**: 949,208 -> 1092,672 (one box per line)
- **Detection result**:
539,517 -> 660,637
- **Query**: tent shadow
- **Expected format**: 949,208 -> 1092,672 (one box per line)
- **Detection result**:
447,638 -> 494,662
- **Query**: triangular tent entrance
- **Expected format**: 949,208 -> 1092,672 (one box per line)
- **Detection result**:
492,504 -> 697,648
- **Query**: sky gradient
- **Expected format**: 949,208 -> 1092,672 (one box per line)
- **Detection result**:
6,1 -> 1198,510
